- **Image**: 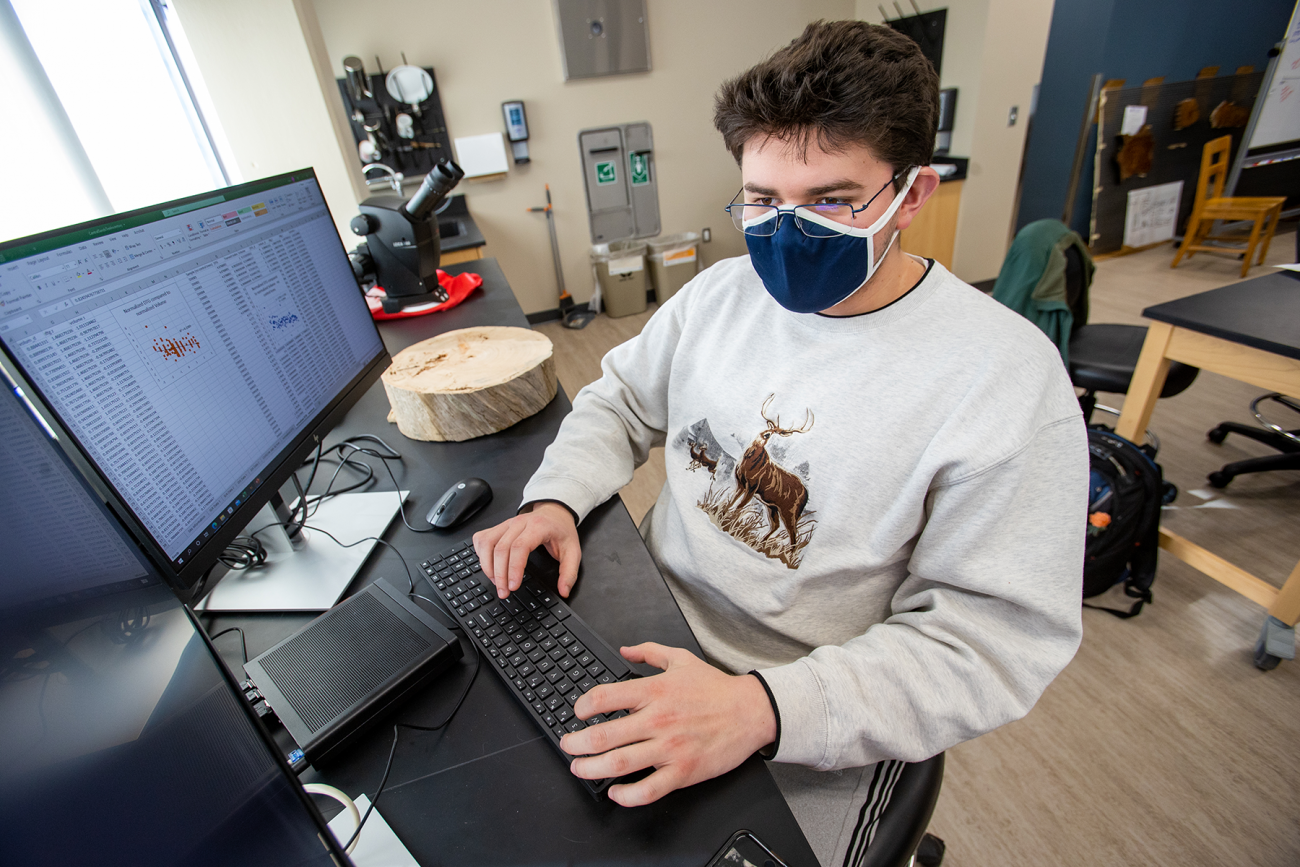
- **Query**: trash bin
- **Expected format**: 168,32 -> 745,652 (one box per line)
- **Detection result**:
591,239 -> 648,318
647,232 -> 701,304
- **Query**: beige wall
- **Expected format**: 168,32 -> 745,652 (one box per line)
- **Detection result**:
949,0 -> 1053,282
306,0 -> 854,314
857,0 -> 1052,283
170,0 -> 1048,305
169,0 -> 363,244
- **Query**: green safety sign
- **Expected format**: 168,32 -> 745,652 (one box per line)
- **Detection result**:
629,152 -> 650,186
595,161 -> 617,185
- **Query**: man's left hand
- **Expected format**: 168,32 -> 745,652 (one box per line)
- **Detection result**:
559,642 -> 777,807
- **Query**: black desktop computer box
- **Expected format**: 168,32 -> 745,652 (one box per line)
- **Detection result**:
244,578 -> 462,763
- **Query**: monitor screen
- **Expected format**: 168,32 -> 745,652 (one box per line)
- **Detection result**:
0,385 -> 351,867
0,170 -> 388,592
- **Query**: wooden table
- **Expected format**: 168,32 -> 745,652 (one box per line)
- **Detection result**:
1117,270 -> 1300,664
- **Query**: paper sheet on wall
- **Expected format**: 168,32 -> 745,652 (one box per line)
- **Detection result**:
453,133 -> 509,179
1123,180 -> 1183,248
1120,105 -> 1148,136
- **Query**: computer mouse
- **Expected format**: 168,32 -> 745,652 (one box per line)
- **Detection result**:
426,478 -> 492,529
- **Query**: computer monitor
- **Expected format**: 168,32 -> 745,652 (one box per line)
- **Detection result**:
0,170 -> 392,610
0,383 -> 353,867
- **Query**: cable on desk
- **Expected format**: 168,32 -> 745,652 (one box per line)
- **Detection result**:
207,626 -> 248,664
346,627 -> 480,852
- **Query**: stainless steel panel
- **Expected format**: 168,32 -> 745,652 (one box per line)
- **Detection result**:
555,0 -> 650,80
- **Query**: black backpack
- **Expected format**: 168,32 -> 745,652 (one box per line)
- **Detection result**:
1083,426 -> 1173,618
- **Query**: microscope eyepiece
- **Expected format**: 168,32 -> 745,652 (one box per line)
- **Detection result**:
403,159 -> 465,220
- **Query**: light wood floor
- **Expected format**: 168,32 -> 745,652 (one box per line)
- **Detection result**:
534,235 -> 1300,866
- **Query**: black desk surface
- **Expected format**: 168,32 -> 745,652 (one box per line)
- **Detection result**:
1142,270 -> 1300,361
209,259 -> 816,866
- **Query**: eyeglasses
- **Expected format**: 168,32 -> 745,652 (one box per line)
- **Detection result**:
724,169 -> 908,238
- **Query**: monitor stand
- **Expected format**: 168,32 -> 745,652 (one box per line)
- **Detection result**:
196,490 -> 408,612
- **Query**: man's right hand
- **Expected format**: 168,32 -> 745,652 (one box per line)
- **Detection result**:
472,501 -> 582,599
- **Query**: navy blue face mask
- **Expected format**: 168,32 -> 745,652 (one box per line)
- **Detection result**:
745,168 -> 918,314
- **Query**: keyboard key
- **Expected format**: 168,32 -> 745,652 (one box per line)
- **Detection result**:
553,675 -> 575,694
551,606 -> 571,622
456,606 -> 467,617
474,612 -> 492,628
528,648 -> 546,663
509,653 -> 526,667
495,656 -> 509,669
577,652 -> 596,668
558,656 -> 577,672
488,647 -> 500,658
565,689 -> 581,706
597,673 -> 615,684
586,663 -> 605,678
549,648 -> 567,662
531,627 -> 549,642
538,591 -> 559,608
587,714 -> 607,726
527,674 -> 545,689
543,713 -> 557,727
546,695 -> 565,712
565,718 -> 586,733
608,710 -> 628,720
519,639 -> 538,655
537,658 -> 554,674
536,684 -> 554,699
512,677 -> 526,690
555,706 -> 573,723
517,662 -> 536,678
545,668 -> 565,684
568,644 -> 586,659
540,637 -> 557,652
493,634 -> 509,648
464,600 -> 480,612
510,631 -> 527,644
486,625 -> 502,638
558,633 -> 576,648
577,677 -> 597,693
533,700 -> 546,714
553,725 -> 568,739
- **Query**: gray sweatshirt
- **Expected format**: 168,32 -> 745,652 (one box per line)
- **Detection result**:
522,255 -> 1087,771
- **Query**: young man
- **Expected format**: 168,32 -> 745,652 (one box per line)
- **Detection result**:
474,20 -> 1087,865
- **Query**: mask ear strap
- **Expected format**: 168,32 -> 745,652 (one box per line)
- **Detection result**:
862,166 -> 921,234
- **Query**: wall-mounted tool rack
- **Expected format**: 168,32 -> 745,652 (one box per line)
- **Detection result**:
335,65 -> 453,182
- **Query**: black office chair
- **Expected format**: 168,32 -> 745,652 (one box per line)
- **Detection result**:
1203,233 -> 1300,487
1205,396 -> 1300,489
1062,245 -> 1200,425
862,753 -> 946,867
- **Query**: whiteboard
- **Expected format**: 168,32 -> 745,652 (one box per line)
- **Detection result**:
1251,0 -> 1300,148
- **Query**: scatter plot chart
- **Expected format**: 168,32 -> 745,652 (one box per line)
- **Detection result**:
110,286 -> 213,387
257,287 -> 305,351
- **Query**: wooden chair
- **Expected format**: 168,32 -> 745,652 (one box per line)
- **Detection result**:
1171,135 -> 1286,278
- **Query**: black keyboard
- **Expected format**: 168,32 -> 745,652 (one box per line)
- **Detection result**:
420,540 -> 635,796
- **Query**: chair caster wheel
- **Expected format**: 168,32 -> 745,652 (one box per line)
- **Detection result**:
1161,482 -> 1178,505
916,833 -> 945,866
1207,471 -> 1233,488
1207,426 -> 1228,444
1254,645 -> 1281,671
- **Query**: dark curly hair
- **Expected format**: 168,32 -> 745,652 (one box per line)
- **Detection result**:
714,20 -> 939,190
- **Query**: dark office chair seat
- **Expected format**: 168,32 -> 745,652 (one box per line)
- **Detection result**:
1057,243 -> 1198,423
862,753 -> 945,867
1068,323 -> 1200,406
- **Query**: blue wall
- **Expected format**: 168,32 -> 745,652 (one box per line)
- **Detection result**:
1017,0 -> 1296,236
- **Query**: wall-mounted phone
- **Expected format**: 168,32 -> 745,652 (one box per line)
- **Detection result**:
502,101 -> 530,164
